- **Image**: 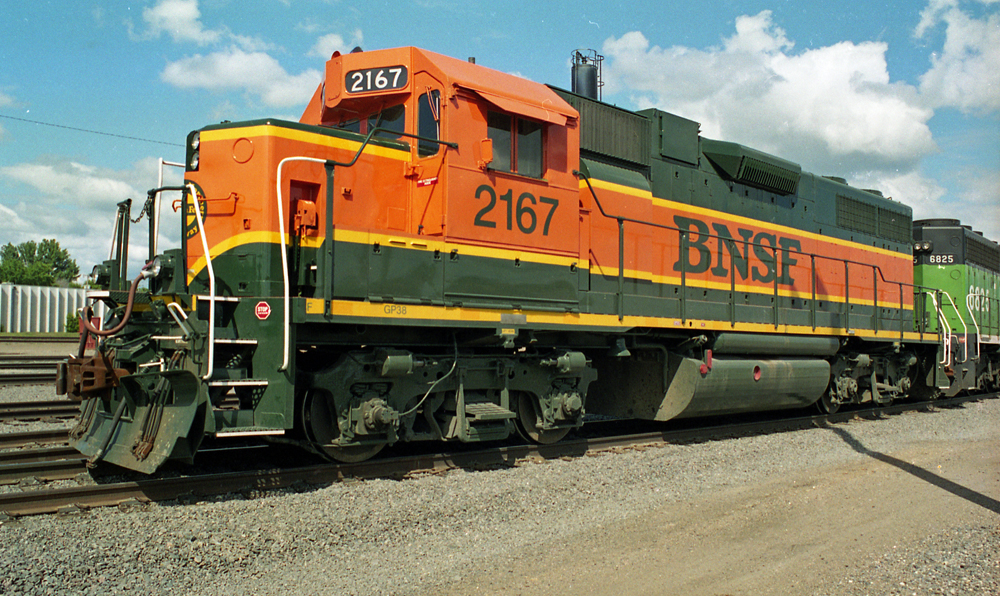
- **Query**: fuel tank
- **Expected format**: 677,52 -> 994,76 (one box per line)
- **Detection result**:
587,348 -> 830,421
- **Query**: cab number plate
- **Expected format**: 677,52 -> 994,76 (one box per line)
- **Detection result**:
346,66 -> 408,94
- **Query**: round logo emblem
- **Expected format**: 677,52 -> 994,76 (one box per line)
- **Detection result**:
255,301 -> 271,320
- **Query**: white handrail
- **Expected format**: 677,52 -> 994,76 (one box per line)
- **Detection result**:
940,290 -> 968,363
275,156 -> 329,372
153,159 -> 185,257
109,208 -> 121,261
966,293 -> 981,361
187,183 -> 216,381
927,292 -> 951,366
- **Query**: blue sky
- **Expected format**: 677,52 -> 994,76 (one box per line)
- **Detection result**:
1,0 -> 997,276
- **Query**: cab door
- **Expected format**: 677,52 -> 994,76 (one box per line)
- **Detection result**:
443,95 -> 580,311
368,72 -> 446,304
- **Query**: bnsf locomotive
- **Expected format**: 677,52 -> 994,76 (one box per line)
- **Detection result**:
57,47 -> 1000,473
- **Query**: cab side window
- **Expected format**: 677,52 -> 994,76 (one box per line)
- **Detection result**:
517,119 -> 542,178
487,111 -> 543,178
418,90 -> 441,157
487,112 -> 512,171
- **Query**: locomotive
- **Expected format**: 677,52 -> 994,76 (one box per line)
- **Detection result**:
56,46 -> 1000,473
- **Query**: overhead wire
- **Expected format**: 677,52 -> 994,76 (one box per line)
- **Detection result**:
0,114 -> 183,147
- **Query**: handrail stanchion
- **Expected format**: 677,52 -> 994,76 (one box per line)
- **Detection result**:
187,183 -> 216,381
810,255 -> 817,330
772,246 -> 779,329
618,218 -> 625,321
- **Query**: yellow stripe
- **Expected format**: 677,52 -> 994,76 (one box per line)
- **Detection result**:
326,298 -> 934,342
588,264 -> 906,308
188,228 -> 583,280
188,231 -> 905,308
366,231 -> 581,267
580,179 -> 910,259
201,125 -> 411,161
187,231 -> 281,283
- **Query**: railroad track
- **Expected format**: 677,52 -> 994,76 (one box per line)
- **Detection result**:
0,447 -> 87,485
0,372 -> 57,386
0,354 -> 61,386
0,399 -> 79,421
0,393 -> 991,518
0,429 -> 70,449
0,337 -> 77,344
0,355 -> 65,370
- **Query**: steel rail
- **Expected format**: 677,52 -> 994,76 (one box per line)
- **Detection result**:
0,373 -> 58,386
0,355 -> 64,368
0,337 -> 78,344
0,399 -> 78,420
0,453 -> 88,486
0,430 -> 69,449
0,446 -> 82,465
0,393 -> 991,518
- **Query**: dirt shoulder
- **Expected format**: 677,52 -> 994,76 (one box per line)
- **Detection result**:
429,432 -> 999,596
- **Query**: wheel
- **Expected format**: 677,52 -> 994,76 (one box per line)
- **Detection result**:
302,389 -> 385,463
515,391 -> 571,444
816,391 -> 840,414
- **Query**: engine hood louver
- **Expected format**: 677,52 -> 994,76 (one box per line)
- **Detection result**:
701,138 -> 801,195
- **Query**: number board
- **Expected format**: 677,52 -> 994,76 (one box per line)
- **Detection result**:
345,66 -> 408,94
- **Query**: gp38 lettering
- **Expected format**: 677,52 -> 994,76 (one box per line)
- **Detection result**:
473,184 -> 558,236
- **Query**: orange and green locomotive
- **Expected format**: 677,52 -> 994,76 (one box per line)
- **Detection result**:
57,47 -> 994,473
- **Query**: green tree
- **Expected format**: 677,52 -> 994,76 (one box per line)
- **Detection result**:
0,239 -> 80,286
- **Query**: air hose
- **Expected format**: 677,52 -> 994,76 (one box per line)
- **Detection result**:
79,267 -> 155,337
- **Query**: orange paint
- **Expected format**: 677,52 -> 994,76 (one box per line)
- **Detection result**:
185,46 -> 913,316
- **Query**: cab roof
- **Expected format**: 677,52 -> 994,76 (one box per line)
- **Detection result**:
301,46 -> 577,127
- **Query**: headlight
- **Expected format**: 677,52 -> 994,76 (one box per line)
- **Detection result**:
89,263 -> 111,288
187,131 -> 200,171
149,256 -> 163,278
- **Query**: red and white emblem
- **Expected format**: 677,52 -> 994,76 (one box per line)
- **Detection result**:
255,301 -> 272,320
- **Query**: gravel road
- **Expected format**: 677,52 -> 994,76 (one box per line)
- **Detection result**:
1,387 -> 997,596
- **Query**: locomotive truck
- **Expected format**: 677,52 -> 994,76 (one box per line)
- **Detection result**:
57,46 -> 999,473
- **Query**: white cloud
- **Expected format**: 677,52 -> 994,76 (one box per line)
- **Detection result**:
0,203 -> 32,233
0,157 -> 184,274
142,0 -> 221,45
308,30 -> 364,59
602,11 -> 937,177
0,91 -> 13,107
136,0 -> 274,52
847,167 -> 1000,241
915,0 -> 960,37
858,170 -> 947,218
161,47 -> 321,108
916,2 -> 1000,112
949,168 -> 1000,239
1,162 -> 139,207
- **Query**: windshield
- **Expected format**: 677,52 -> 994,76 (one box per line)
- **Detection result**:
330,102 -> 405,140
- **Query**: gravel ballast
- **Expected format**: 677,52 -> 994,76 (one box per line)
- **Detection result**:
1,392 -> 997,596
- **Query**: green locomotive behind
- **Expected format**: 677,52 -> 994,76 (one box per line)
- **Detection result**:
55,47 -> 995,473
913,219 -> 1000,394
